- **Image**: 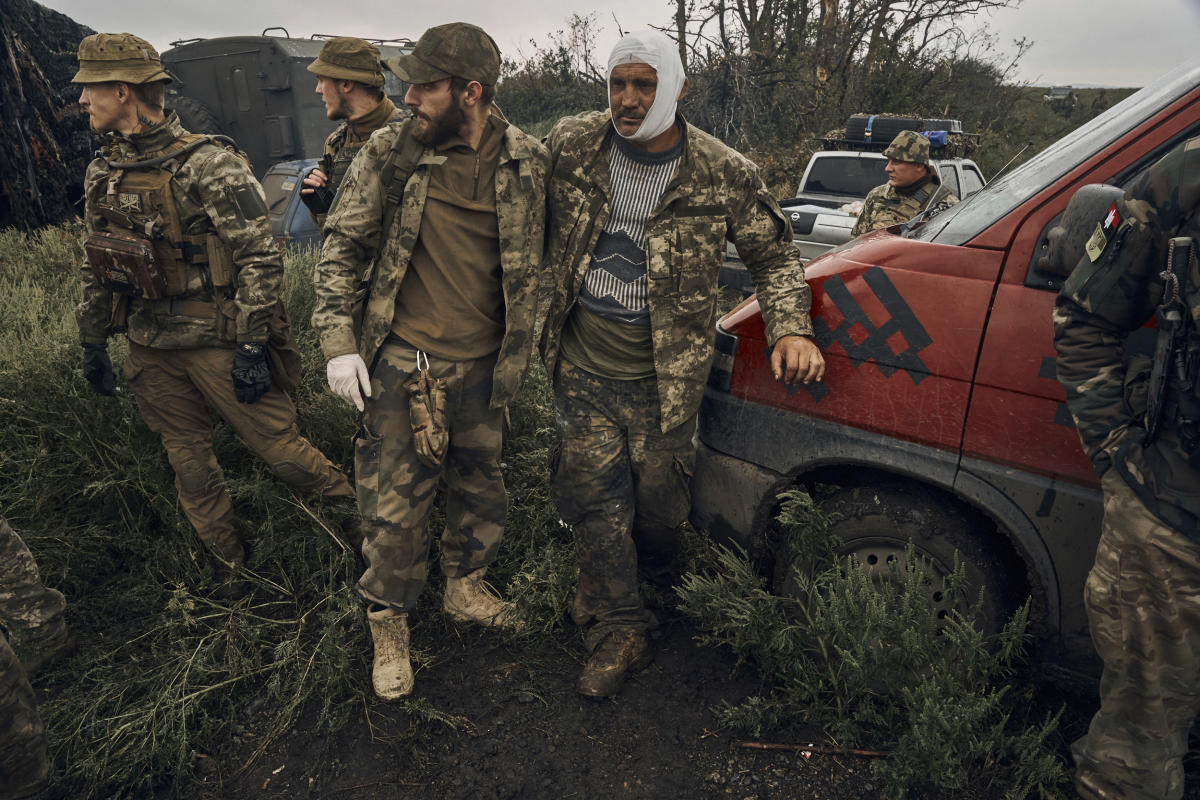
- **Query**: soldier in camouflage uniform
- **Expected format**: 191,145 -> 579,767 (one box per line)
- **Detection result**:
540,29 -> 824,698
312,22 -> 548,700
301,37 -> 407,228
1054,135 -> 1200,800
0,516 -> 71,799
849,130 -> 959,237
74,33 -> 353,574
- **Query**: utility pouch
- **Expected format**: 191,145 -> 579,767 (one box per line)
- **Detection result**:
404,352 -> 448,469
85,229 -> 166,299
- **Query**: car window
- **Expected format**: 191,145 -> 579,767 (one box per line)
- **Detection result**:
961,167 -> 985,196
803,156 -> 888,197
262,172 -> 298,218
939,165 -> 961,196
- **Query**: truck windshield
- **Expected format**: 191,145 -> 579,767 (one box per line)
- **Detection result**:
803,155 -> 887,197
912,60 -> 1200,246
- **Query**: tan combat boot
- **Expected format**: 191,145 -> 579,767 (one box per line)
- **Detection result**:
443,567 -> 522,629
577,630 -> 652,698
366,605 -> 413,700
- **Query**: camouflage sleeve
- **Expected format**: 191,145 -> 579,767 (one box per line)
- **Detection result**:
726,160 -> 814,344
193,148 -> 283,343
76,158 -> 114,345
1052,144 -> 1189,475
850,185 -> 885,238
311,127 -> 392,360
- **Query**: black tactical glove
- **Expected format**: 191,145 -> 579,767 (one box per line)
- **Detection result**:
231,342 -> 271,404
81,343 -> 115,395
300,182 -> 335,216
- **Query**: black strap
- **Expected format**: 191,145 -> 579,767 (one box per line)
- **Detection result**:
374,123 -> 426,261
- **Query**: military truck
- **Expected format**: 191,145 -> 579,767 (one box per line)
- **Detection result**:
161,30 -> 413,247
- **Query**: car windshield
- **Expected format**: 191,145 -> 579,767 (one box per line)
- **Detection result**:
910,60 -> 1200,246
802,155 -> 888,197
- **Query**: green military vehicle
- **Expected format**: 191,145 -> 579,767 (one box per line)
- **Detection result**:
161,28 -> 412,178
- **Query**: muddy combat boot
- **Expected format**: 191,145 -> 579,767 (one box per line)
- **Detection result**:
367,606 -> 413,700
577,630 -> 652,698
11,618 -> 74,676
443,567 -> 522,629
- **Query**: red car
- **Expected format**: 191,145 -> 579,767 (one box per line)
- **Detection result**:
692,63 -> 1200,673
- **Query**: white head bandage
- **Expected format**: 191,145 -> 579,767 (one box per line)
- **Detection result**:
607,29 -> 686,143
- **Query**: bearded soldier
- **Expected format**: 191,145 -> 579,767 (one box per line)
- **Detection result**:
1055,137 -> 1200,800
540,30 -> 823,698
301,37 -> 407,227
312,23 -> 548,699
850,130 -> 959,237
74,33 -> 354,579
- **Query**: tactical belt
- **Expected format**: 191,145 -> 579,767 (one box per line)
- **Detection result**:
149,297 -> 218,318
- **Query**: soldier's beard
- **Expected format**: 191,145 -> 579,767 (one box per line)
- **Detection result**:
411,99 -> 467,147
327,95 -> 352,121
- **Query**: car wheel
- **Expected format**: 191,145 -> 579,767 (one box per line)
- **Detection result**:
775,485 -> 1014,637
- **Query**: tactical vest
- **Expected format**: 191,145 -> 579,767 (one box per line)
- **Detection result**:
322,126 -> 362,199
85,134 -> 238,325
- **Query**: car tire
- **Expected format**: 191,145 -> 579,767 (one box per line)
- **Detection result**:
774,485 -> 1015,637
170,96 -> 224,136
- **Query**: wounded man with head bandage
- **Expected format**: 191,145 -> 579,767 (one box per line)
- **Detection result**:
537,29 -> 825,698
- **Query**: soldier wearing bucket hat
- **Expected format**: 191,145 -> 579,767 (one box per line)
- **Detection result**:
312,22 -> 548,701
301,37 -> 406,226
850,129 -> 959,236
73,32 -> 355,591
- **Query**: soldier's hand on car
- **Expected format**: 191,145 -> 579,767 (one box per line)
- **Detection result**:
771,335 -> 825,385
327,353 -> 372,412
231,342 -> 272,404
301,168 -> 328,195
81,342 -> 115,395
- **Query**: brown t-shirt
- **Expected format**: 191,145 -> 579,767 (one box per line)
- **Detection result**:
390,114 -> 507,360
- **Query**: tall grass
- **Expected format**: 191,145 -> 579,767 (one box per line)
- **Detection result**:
0,228 -> 571,797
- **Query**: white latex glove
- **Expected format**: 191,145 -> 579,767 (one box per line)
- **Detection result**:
327,353 -> 372,412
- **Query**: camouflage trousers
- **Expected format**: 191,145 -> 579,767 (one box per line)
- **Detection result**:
1072,471 -> 1200,800
355,337 -> 506,613
0,516 -> 66,646
551,360 -> 693,651
125,343 -> 354,562
0,631 -> 45,796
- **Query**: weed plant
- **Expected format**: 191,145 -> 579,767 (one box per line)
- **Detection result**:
0,228 -> 572,797
676,489 -> 1069,799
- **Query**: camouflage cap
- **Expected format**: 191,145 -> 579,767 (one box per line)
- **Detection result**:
73,33 -> 171,85
384,22 -> 500,86
307,37 -> 384,88
883,130 -> 932,167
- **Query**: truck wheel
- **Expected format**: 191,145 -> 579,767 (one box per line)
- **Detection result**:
171,96 -> 224,136
775,486 -> 1014,637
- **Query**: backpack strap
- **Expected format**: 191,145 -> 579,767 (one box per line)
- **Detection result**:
374,123 -> 427,260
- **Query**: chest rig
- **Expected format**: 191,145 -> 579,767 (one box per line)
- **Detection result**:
85,134 -> 237,305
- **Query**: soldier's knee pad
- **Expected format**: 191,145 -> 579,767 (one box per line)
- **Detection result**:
176,457 -> 218,495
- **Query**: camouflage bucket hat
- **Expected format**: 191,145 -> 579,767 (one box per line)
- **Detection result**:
307,37 -> 384,87
883,130 -> 932,167
384,22 -> 500,86
73,33 -> 171,85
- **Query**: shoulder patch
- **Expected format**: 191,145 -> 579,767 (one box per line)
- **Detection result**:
230,184 -> 267,220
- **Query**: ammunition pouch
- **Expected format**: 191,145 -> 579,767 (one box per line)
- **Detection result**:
85,229 -> 166,299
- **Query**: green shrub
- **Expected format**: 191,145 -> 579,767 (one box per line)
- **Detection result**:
677,489 -> 1069,799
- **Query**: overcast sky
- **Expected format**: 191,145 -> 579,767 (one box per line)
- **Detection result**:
39,0 -> 1200,88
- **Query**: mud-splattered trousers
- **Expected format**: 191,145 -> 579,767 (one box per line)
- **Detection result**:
124,343 -> 353,562
551,361 -> 692,649
0,517 -> 51,791
355,338 -> 506,612
1071,473 -> 1200,800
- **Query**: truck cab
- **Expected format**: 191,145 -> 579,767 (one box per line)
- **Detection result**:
693,62 -> 1200,674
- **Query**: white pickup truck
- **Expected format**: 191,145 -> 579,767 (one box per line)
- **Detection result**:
721,148 -> 986,294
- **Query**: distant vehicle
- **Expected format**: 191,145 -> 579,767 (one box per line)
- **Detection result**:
692,61 -> 1200,677
262,158 -> 322,250
1043,86 -> 1078,117
722,118 -> 985,294
161,30 -> 413,246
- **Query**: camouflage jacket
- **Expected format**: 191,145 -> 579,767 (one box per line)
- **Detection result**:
539,111 -> 814,432
76,112 -> 283,349
849,177 -> 958,238
1053,135 -> 1200,538
312,112 -> 549,409
312,97 -> 408,228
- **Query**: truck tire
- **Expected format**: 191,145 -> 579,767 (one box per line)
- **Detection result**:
775,486 -> 1014,637
170,96 -> 224,136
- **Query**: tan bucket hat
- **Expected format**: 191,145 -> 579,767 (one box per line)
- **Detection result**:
306,37 -> 385,87
73,33 -> 171,85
